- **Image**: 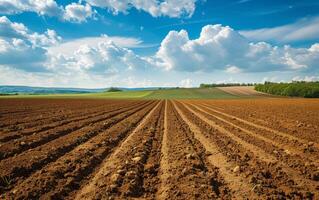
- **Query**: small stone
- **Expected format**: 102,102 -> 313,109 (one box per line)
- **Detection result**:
20,141 -> 26,146
185,153 -> 195,160
182,167 -> 188,175
132,156 -> 142,163
233,165 -> 240,173
308,142 -> 314,147
273,150 -> 278,154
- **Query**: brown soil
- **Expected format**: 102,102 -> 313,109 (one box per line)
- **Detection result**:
0,98 -> 318,199
217,86 -> 269,97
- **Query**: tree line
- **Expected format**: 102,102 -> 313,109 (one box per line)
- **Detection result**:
199,83 -> 256,88
255,81 -> 319,98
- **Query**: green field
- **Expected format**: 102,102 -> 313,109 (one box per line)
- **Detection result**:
145,88 -> 237,99
0,88 -> 240,99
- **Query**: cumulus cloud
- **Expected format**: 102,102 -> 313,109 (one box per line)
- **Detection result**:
85,0 -> 197,18
0,16 -> 61,47
0,17 -> 156,88
47,41 -> 148,74
0,15 -> 150,81
0,38 -> 47,71
64,3 -> 94,23
0,16 -> 61,71
153,24 -> 319,73
240,16 -> 319,43
0,0 -> 63,16
0,0 -> 196,20
48,35 -> 142,57
1,16 -> 319,88
0,0 -> 95,23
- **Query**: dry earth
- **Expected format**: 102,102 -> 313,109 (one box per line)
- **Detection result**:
217,86 -> 269,97
0,98 -> 318,199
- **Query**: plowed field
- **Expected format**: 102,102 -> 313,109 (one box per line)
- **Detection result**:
0,98 -> 318,199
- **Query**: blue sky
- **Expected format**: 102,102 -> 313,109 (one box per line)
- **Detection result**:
0,0 -> 318,88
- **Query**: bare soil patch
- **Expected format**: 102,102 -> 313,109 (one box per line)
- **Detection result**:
0,98 -> 318,199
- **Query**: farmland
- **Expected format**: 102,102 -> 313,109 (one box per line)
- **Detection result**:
0,98 -> 318,199
0,87 -> 243,99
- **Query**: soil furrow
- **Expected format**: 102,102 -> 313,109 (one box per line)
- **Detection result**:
181,101 -> 318,198
0,100 -> 131,132
74,101 -> 162,199
173,101 -> 256,199
201,102 -> 319,151
0,101 -> 154,193
188,102 -> 319,183
0,101 -> 141,143
157,100 -> 170,200
141,102 -> 165,199
2,101 -> 159,200
0,101 -> 148,160
196,99 -> 319,143
156,100 -> 223,199
0,97 -> 318,199
0,101 -> 69,120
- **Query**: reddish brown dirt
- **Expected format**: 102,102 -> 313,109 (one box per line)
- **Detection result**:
0,98 -> 318,199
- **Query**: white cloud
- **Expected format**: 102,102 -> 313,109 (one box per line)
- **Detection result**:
0,16 -> 154,87
0,0 -> 95,23
85,0 -> 197,18
0,16 -> 61,47
64,3 -> 94,23
0,15 -> 28,38
179,78 -> 193,88
29,29 -> 61,47
0,0 -> 63,16
48,35 -> 142,56
0,0 -> 197,21
1,17 -> 319,88
226,65 -> 241,73
153,24 -> 319,73
0,16 -> 61,71
47,41 -> 148,73
0,37 -> 47,70
240,16 -> 319,43
292,75 -> 319,82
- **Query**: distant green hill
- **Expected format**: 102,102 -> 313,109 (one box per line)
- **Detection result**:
0,87 -> 261,99
0,85 -> 105,94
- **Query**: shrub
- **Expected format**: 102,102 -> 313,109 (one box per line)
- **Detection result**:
107,87 -> 122,92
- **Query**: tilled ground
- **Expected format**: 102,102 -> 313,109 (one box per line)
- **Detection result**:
0,98 -> 318,199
